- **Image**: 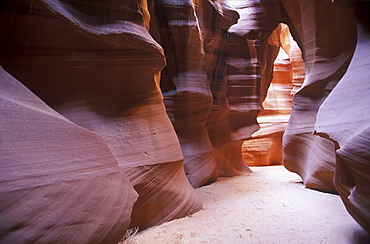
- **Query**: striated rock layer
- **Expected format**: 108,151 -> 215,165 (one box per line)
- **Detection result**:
242,23 -> 301,167
314,2 -> 370,234
196,0 -> 249,179
263,0 -> 370,234
278,23 -> 305,95
0,67 -> 138,244
4,0 -> 369,239
0,0 -> 202,239
205,0 -> 279,175
148,0 -> 218,188
150,0 -> 281,185
263,0 -> 357,193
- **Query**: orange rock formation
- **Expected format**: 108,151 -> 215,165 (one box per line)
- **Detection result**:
1,0 -> 369,241
242,23 -> 303,167
206,0 -> 279,175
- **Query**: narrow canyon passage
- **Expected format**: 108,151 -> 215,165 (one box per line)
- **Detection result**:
1,1 -> 370,242
122,166 -> 369,244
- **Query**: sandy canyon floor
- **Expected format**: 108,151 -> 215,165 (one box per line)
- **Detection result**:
122,166 -> 370,244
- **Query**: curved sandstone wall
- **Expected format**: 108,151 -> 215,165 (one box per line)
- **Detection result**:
150,0 -> 280,185
263,0 -> 357,193
0,0 -> 202,241
0,1 -> 281,239
314,2 -> 370,233
242,23 -> 304,167
2,0 -> 369,240
149,0 -> 218,188
262,0 -> 370,233
0,66 -> 138,243
205,0 -> 279,176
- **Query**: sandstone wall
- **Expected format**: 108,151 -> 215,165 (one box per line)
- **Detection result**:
242,23 -> 303,167
262,0 -> 370,233
1,1 -> 282,239
0,0 -> 202,241
0,66 -> 138,243
314,2 -> 370,234
263,0 -> 357,193
205,0 -> 279,175
150,0 -> 281,185
148,0 -> 218,188
3,0 -> 368,240
0,0 -> 277,240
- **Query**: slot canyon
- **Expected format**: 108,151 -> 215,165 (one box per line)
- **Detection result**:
0,0 -> 369,243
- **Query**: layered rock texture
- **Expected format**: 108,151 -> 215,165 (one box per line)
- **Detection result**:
0,0 -> 202,241
262,0 -> 370,234
205,0 -> 279,176
1,0 -> 370,241
314,2 -> 370,234
1,0 -> 282,240
263,0 -> 357,193
150,0 -> 280,186
242,23 -> 304,166
0,66 -> 138,243
149,0 -> 218,188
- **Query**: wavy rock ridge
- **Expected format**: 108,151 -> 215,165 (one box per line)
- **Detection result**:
0,0 -> 202,241
1,0 -> 369,241
262,0 -> 370,233
242,23 -> 304,167
1,0 -> 281,240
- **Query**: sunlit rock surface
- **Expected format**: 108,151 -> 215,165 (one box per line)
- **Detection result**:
206,0 -> 279,174
278,23 -> 305,95
314,2 -> 370,234
242,23 -> 299,167
263,0 -> 357,193
0,0 -> 202,239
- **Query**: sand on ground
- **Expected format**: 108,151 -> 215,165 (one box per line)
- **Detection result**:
122,166 -> 370,244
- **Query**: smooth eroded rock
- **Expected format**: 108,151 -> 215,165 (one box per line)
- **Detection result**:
0,67 -> 138,244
